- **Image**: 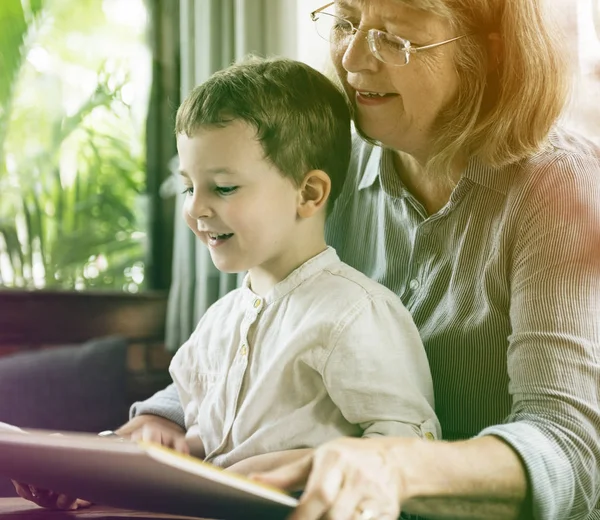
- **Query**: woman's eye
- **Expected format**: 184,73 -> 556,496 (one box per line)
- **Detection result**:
181,186 -> 193,195
215,186 -> 238,195
338,17 -> 359,29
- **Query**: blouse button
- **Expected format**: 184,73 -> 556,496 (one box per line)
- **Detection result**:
253,298 -> 262,308
409,279 -> 420,290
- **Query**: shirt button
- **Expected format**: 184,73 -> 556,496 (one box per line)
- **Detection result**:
253,298 -> 261,308
409,279 -> 420,290
424,432 -> 435,441
240,345 -> 248,356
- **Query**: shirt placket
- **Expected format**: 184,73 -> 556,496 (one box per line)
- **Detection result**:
205,295 -> 264,459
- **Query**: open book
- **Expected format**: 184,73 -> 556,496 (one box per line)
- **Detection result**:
0,428 -> 297,519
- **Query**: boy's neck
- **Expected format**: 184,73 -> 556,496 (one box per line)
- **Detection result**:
248,226 -> 328,297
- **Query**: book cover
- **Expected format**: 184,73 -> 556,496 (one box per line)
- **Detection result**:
0,429 -> 297,519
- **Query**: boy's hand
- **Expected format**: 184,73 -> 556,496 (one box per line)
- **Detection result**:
115,414 -> 190,454
10,415 -> 189,510
12,481 -> 92,510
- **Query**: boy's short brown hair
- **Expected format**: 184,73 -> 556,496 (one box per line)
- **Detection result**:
175,56 -> 351,207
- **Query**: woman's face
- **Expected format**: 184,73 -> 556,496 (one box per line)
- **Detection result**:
331,0 -> 461,161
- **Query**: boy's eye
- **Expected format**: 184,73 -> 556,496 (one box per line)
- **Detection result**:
215,186 -> 238,196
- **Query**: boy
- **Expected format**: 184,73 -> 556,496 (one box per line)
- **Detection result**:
158,56 -> 440,471
11,57 -> 439,511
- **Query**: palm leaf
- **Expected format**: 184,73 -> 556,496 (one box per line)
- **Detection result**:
0,0 -> 27,162
0,0 -> 45,166
0,225 -> 25,284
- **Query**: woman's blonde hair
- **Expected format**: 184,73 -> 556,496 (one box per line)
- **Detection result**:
399,0 -> 572,173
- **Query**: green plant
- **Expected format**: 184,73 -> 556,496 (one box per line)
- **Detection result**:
0,0 -> 148,291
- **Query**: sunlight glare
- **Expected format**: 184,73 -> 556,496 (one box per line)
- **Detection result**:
102,0 -> 148,31
27,47 -> 52,73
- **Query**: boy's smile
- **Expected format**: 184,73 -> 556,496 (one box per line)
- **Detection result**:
177,120 -> 324,293
206,233 -> 233,246
197,228 -> 234,247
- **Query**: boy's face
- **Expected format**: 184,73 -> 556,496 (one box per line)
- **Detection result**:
177,120 -> 302,274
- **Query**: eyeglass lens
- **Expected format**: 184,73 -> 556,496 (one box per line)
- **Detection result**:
313,13 -> 410,66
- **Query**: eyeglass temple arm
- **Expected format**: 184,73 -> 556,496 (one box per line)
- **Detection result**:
310,2 -> 335,20
412,34 -> 469,51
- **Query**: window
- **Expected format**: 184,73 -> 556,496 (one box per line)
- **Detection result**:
296,0 -> 330,70
566,0 -> 600,143
0,0 -> 152,291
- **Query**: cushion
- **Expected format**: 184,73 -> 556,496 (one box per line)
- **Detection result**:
0,336 -> 130,497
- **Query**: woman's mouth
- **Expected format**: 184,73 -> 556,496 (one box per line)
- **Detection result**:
356,90 -> 398,106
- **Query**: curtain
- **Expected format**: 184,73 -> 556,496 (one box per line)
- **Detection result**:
165,0 -> 297,352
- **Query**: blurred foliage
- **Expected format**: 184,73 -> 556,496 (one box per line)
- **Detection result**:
0,0 -> 150,291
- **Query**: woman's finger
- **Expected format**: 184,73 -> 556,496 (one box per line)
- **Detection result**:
290,461 -> 345,520
251,454 -> 313,491
324,468 -> 363,520
353,498 -> 398,520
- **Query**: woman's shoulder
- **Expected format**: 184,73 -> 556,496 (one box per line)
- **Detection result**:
520,127 -> 599,178
508,126 -> 600,202
546,126 -> 600,160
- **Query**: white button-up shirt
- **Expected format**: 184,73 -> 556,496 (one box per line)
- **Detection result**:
169,247 -> 440,467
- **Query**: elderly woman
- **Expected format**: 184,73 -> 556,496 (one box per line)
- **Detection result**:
247,1 -> 600,519
14,0 -> 599,518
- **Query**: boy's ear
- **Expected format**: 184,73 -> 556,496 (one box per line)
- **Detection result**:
297,170 -> 331,218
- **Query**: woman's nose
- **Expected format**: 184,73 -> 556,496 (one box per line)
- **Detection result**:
341,30 -> 379,73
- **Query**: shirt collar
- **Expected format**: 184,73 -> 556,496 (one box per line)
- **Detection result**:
241,247 -> 340,306
357,145 -> 383,190
358,145 -> 515,197
462,155 -> 514,196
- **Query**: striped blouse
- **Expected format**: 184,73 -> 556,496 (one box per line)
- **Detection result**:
325,127 -> 600,520
132,126 -> 600,519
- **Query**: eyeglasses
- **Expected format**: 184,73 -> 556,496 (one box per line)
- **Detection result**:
310,2 -> 470,67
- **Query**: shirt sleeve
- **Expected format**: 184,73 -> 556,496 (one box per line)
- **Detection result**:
322,291 -> 441,441
129,382 -> 185,430
478,153 -> 600,519
128,323 -> 207,430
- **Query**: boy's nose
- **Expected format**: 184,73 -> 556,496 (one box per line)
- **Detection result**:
186,196 -> 213,220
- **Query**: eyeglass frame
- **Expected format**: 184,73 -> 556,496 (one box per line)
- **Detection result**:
310,1 -> 471,67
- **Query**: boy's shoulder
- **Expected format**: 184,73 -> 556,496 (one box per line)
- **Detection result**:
313,258 -> 402,307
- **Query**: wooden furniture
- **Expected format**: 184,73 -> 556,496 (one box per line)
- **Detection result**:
0,290 -> 172,405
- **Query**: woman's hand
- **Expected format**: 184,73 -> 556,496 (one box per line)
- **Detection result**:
11,481 -> 91,510
115,414 -> 190,454
253,437 -> 407,520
